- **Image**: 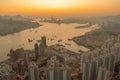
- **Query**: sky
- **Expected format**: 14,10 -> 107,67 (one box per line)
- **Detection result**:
0,0 -> 120,16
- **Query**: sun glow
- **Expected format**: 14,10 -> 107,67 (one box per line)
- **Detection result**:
0,0 -> 120,16
31,0 -> 74,9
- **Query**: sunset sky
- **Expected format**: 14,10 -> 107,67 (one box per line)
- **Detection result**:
0,0 -> 120,16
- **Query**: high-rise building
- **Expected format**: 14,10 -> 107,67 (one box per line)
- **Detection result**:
89,61 -> 97,80
16,59 -> 24,74
97,67 -> 110,80
109,54 -> 116,71
46,56 -> 71,80
39,44 -> 45,56
28,62 -> 39,80
41,36 -> 47,47
82,61 -> 97,80
34,43 -> 39,59
103,56 -> 109,69
24,52 -> 29,67
82,61 -> 90,80
104,70 -> 111,80
46,67 -> 71,80
81,36 -> 120,80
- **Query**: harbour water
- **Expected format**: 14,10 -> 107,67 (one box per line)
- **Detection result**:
0,22 -> 100,61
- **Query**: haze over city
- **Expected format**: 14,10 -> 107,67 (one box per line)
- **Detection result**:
0,0 -> 120,16
0,0 -> 120,80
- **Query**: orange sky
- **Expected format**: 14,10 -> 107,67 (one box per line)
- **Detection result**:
0,0 -> 120,16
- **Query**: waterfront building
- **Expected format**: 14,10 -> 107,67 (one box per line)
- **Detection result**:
41,36 -> 47,47
39,41 -> 45,56
34,43 -> 39,59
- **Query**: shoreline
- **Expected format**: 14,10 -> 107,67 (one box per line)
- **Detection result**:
0,16 -> 41,36
0,23 -> 41,36
72,28 -> 120,50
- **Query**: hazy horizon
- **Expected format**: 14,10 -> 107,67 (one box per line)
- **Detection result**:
0,0 -> 120,17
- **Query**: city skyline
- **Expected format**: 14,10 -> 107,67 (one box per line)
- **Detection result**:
0,0 -> 120,80
0,0 -> 120,17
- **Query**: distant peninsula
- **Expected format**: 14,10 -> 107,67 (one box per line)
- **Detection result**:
0,15 -> 41,36
72,15 -> 120,50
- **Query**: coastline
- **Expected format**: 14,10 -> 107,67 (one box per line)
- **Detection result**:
72,16 -> 120,50
72,27 -> 120,50
0,22 -> 41,36
0,16 -> 41,36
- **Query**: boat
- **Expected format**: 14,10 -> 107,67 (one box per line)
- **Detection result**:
68,39 -> 72,41
51,38 -> 54,41
37,40 -> 41,42
56,44 -> 65,47
58,40 -> 62,42
55,35 -> 57,38
28,39 -> 33,43
74,23 -> 91,29
65,43 -> 71,46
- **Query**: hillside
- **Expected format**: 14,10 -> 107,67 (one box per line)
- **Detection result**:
0,16 -> 40,36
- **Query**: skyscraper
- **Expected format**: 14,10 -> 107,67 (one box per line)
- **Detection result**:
97,67 -> 110,80
34,43 -> 39,59
82,60 -> 98,80
28,62 -> 39,80
46,56 -> 71,80
24,52 -> 29,67
82,61 -> 90,80
46,67 -> 71,80
82,36 -> 120,80
41,36 -> 47,47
